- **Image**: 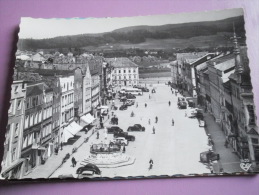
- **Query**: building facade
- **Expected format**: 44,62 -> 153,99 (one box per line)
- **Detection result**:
1,81 -> 27,179
21,83 -> 44,175
106,58 -> 139,87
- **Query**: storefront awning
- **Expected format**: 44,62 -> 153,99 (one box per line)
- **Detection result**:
62,122 -> 83,143
81,113 -> 96,125
1,158 -> 25,177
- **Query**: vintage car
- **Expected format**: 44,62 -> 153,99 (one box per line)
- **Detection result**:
110,137 -> 128,146
178,97 -> 186,103
107,126 -> 123,134
200,150 -> 220,163
127,124 -> 145,132
178,101 -> 187,109
141,87 -> 149,92
114,131 -> 135,141
76,163 -> 101,176
126,93 -> 136,99
124,99 -> 135,106
119,104 -> 128,110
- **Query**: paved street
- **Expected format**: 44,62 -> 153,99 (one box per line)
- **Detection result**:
51,84 -> 211,178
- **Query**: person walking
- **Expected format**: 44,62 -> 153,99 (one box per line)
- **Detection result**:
123,145 -> 126,153
149,94 -> 151,99
145,103 -> 147,108
152,126 -> 156,134
148,119 -> 151,125
168,101 -> 171,106
149,159 -> 154,170
185,111 -> 187,117
96,131 -> 99,139
71,157 -> 77,167
155,116 -> 158,123
172,118 -> 174,126
136,102 -> 138,108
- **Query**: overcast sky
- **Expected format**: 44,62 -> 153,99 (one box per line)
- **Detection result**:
19,8 -> 243,39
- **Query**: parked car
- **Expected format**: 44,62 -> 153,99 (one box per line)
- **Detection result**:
119,96 -> 127,102
127,124 -> 145,132
199,120 -> 206,127
124,100 -> 134,106
178,97 -> 185,103
110,137 -> 128,146
178,101 -> 187,109
141,87 -> 149,92
107,126 -> 123,134
200,150 -> 220,163
126,94 -> 136,99
76,163 -> 101,176
114,132 -> 135,141
119,104 -> 128,110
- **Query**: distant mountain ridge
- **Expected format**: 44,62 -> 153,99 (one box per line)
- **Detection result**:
18,16 -> 245,51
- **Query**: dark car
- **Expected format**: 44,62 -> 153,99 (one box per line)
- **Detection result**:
127,124 -> 145,132
119,105 -> 128,110
178,101 -> 187,109
76,163 -> 101,175
126,94 -> 136,99
107,126 -> 123,134
200,150 -> 220,163
114,131 -> 135,141
141,87 -> 149,92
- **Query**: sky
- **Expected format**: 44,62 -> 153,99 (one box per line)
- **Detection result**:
19,8 -> 243,39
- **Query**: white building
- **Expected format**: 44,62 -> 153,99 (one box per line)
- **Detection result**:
106,58 -> 139,87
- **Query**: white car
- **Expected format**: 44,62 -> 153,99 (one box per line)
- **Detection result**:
187,108 -> 198,118
110,137 -> 128,146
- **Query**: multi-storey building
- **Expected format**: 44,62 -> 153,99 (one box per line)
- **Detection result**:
40,85 -> 53,160
207,53 -> 235,123
227,43 -> 259,169
176,52 -> 207,94
170,60 -> 179,88
1,81 -> 27,179
82,63 -> 92,115
21,82 -> 44,175
74,67 -> 84,120
106,57 -> 139,87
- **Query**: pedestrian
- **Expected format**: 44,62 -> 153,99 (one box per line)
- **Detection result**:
149,159 -> 154,170
123,145 -> 126,153
185,111 -> 187,117
153,126 -> 156,134
172,90 -> 174,94
168,101 -> 171,106
97,131 -> 99,139
149,94 -> 151,99
172,118 -> 174,126
136,102 -> 138,108
155,116 -> 158,123
60,142 -> 63,150
148,119 -> 151,125
145,103 -> 147,108
71,157 -> 77,167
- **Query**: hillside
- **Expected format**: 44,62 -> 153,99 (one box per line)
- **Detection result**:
17,16 -> 246,51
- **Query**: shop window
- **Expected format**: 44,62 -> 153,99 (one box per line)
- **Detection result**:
247,105 -> 256,125
252,138 -> 259,145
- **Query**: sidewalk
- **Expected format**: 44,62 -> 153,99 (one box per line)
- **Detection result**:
23,108 -> 112,179
204,113 -> 243,173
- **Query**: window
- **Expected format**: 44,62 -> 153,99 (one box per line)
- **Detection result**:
124,69 -> 126,73
247,105 -> 256,125
8,101 -> 14,114
133,69 -> 136,73
30,114 -> 33,126
25,115 -> 29,129
17,99 -> 22,110
118,70 -> 121,73
26,98 -> 30,109
14,123 -> 19,137
14,86 -> 19,93
252,138 -> 259,145
129,70 -> 131,73
38,110 -> 42,122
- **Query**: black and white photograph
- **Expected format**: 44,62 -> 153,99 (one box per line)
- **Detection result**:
1,8 -> 258,180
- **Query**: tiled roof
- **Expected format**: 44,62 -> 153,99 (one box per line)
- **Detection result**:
176,52 -> 208,61
26,83 -> 44,97
105,57 -> 138,68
